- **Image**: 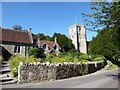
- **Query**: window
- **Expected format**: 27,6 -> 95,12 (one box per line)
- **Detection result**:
53,45 -> 57,50
14,45 -> 21,53
42,44 -> 47,50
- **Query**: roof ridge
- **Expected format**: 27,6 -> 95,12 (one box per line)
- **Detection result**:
2,28 -> 29,33
41,40 -> 54,43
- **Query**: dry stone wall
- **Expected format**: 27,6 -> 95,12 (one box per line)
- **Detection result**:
18,61 -> 107,83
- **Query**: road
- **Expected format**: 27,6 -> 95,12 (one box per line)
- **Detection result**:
2,68 -> 119,88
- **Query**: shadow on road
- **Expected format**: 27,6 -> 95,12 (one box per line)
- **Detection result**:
106,73 -> 120,81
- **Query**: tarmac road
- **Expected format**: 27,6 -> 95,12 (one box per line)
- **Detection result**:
2,68 -> 119,89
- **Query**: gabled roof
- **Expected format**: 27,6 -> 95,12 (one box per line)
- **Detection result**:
37,40 -> 61,50
0,28 -> 33,44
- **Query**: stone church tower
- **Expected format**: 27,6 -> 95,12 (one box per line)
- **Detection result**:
69,24 -> 87,54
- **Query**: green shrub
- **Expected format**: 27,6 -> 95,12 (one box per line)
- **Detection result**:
27,55 -> 36,63
0,55 -> 3,65
9,55 -> 26,78
46,52 -> 106,63
46,53 -> 56,63
28,48 -> 46,59
79,54 -> 90,60
93,56 -> 106,61
11,67 -> 18,78
81,59 -> 89,62
27,55 -> 42,63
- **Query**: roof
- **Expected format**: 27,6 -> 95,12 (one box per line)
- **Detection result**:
0,28 -> 33,44
37,40 -> 61,50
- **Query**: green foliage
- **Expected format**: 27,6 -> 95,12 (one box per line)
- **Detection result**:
52,33 -> 75,52
27,55 -> 43,63
32,32 -> 75,52
11,67 -> 18,78
12,25 -> 22,30
82,1 -> 120,62
93,56 -> 106,61
9,55 -> 43,78
79,54 -> 90,60
28,48 -> 46,59
9,55 -> 26,78
45,52 -> 105,63
89,28 -> 119,60
81,60 -> 89,62
0,55 -> 3,65
37,33 -> 46,40
27,55 -> 36,63
107,61 -> 118,70
32,33 -> 53,43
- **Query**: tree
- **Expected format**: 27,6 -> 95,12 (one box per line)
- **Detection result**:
52,33 -> 75,52
28,48 -> 46,59
45,35 -> 52,41
32,33 -> 52,43
89,28 -> 118,58
36,33 -> 46,40
12,25 -> 22,30
82,1 -> 120,66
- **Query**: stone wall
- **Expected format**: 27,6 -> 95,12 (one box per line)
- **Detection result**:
18,61 -> 107,83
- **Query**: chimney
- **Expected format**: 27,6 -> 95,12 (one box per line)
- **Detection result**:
29,27 -> 32,32
54,37 -> 57,44
37,38 -> 41,43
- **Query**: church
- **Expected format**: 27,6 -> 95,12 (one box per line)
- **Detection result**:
68,24 -> 87,54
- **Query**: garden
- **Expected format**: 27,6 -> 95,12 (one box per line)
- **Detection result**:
8,48 -> 107,78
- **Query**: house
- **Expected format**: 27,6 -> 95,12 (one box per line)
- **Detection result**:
34,37 -> 61,55
0,28 -> 33,60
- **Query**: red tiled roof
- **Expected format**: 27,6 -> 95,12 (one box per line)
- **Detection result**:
0,28 -> 33,44
37,40 -> 61,50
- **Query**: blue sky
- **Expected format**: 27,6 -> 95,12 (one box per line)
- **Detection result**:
2,2 -> 97,41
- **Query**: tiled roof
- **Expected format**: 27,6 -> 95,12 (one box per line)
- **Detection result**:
37,40 -> 61,50
0,28 -> 33,44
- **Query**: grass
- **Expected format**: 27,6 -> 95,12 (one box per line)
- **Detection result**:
107,62 -> 118,70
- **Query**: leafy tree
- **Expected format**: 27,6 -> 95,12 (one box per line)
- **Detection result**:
45,35 -> 52,41
12,25 -> 22,30
32,33 -> 52,42
82,1 -> 120,64
89,28 -> 117,58
32,32 -> 75,52
32,33 -> 38,43
28,48 -> 46,59
36,33 -> 46,40
52,33 -> 75,52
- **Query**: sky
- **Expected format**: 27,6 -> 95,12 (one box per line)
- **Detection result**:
2,2 -> 97,41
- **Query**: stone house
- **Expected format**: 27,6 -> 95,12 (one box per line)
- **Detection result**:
34,37 -> 61,55
0,28 -> 33,60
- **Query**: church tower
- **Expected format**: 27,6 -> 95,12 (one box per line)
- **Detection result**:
69,24 -> 87,54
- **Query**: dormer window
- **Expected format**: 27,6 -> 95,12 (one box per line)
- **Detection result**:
53,45 -> 57,50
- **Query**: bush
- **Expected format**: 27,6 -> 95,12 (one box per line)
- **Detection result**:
9,55 -> 26,78
9,55 -> 45,78
93,56 -> 106,61
46,52 -> 106,63
27,55 -> 43,63
0,55 -> 3,65
81,60 -> 89,62
28,48 -> 46,59
79,54 -> 90,60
